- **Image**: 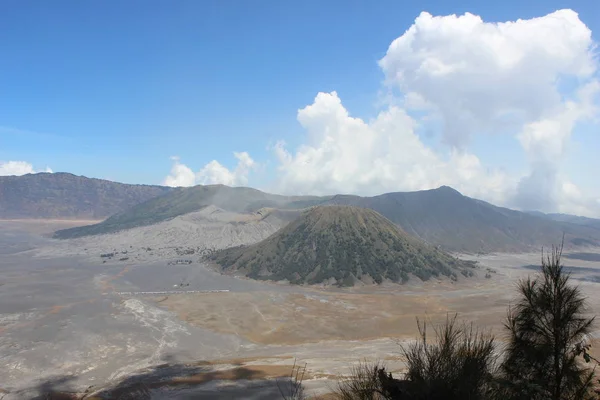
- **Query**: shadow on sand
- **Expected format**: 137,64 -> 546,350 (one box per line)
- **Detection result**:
19,355 -> 299,400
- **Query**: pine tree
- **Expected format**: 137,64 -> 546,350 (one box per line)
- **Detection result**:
498,242 -> 596,400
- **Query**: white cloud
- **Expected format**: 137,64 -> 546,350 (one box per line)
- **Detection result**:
556,179 -> 600,217
380,9 -> 599,215
273,91 -> 513,205
196,151 -> 255,186
513,81 -> 600,212
379,9 -> 597,147
269,9 -> 599,215
0,161 -> 52,176
375,9 -> 599,214
163,156 -> 196,187
162,9 -> 600,217
162,152 -> 256,188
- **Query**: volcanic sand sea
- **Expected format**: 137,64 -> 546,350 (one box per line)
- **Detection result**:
1,220 -> 599,398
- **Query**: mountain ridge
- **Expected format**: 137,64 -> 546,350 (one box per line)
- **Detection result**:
53,180 -> 600,252
0,172 -> 172,219
3,173 -> 598,253
525,211 -> 600,231
323,187 -> 600,252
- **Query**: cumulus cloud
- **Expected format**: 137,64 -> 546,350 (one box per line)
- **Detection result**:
162,152 -> 256,187
513,81 -> 600,212
162,9 -> 600,217
378,9 -> 599,212
163,156 -> 196,187
273,91 -> 513,205
379,9 -> 597,147
196,152 -> 255,186
555,179 -> 600,217
0,161 -> 52,176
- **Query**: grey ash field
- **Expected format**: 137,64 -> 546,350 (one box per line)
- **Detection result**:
2,217 -> 600,399
2,178 -> 600,398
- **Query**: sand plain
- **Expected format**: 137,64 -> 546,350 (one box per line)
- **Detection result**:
1,218 -> 599,399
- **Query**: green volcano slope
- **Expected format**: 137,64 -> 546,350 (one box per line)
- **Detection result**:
209,205 -> 477,286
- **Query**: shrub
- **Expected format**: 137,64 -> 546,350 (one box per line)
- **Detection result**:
400,314 -> 497,400
334,361 -> 388,400
329,316 -> 496,400
497,243 -> 596,400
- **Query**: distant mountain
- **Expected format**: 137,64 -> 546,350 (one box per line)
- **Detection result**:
525,211 -> 600,231
323,186 -> 600,252
53,181 -> 600,253
54,184 -> 327,238
0,172 -> 172,219
209,205 -> 477,286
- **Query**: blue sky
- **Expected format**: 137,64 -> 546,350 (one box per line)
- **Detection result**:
1,1 -> 600,216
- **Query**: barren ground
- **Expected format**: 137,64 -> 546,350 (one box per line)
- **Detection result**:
1,219 -> 599,399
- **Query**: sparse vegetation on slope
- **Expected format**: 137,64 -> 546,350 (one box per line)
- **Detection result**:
209,205 -> 477,286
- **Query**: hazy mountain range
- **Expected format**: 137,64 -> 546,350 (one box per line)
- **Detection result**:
2,172 -> 600,253
526,210 -> 600,231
